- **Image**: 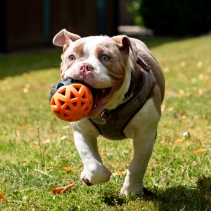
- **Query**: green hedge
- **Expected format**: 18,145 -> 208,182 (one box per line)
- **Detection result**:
139,0 -> 211,36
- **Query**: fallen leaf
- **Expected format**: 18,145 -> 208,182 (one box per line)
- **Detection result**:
112,170 -> 128,176
161,104 -> 165,112
179,89 -> 184,95
16,129 -> 20,138
22,84 -> 30,93
63,167 -> 74,172
167,107 -> 174,112
0,193 -> 8,202
175,138 -> 183,144
180,61 -> 186,67
32,142 -> 41,146
198,89 -> 203,95
199,74 -> 204,80
181,115 -> 186,120
2,85 -> 12,91
207,84 -> 211,90
197,61 -> 203,68
52,182 -> 76,195
205,194 -> 211,202
19,124 -> 26,128
99,147 -> 103,156
192,149 -> 207,155
32,139 -> 50,146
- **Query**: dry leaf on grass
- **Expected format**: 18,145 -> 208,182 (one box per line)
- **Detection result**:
167,107 -> 174,112
0,193 -> 8,202
175,138 -> 183,144
32,139 -> 50,146
205,195 -> 211,202
52,182 -> 76,195
112,170 -> 128,176
16,129 -> 20,138
19,124 -> 27,128
192,149 -> 207,155
179,89 -> 184,95
197,61 -> 203,68
63,167 -> 74,172
32,142 -> 41,146
22,84 -> 30,93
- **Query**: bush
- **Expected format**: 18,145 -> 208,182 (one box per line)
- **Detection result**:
138,0 -> 211,36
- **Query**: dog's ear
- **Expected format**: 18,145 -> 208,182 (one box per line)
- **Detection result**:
53,29 -> 81,50
111,35 -> 138,61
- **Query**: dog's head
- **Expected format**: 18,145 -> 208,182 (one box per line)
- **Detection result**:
53,29 -> 138,117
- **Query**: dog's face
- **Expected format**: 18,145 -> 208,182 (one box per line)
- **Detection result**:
53,29 -> 136,117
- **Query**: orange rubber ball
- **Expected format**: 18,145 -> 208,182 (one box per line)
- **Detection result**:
50,83 -> 93,122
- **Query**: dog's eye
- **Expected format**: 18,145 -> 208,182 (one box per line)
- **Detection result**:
68,55 -> 75,61
100,54 -> 110,61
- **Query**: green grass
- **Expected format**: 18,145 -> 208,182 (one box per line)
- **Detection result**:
0,35 -> 211,210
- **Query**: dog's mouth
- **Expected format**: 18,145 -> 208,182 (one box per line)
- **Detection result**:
60,78 -> 115,118
87,86 -> 114,117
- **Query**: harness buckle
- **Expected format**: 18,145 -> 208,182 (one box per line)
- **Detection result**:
90,110 -> 110,125
100,110 -> 111,120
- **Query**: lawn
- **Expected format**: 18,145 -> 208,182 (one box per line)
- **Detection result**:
0,35 -> 211,210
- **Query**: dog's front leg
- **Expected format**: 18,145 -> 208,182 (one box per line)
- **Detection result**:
71,119 -> 111,186
120,132 -> 157,195
121,98 -> 160,195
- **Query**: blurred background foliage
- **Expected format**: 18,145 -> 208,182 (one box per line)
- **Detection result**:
127,0 -> 211,36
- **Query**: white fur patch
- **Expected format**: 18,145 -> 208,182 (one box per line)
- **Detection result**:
63,36 -> 113,88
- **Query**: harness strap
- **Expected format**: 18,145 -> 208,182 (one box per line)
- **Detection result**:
92,55 -> 153,123
137,56 -> 150,71
90,63 -> 156,140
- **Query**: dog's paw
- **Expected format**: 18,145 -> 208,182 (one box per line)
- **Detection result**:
80,166 -> 111,185
120,183 -> 144,196
81,174 -> 93,186
120,185 -> 153,196
120,186 -> 153,196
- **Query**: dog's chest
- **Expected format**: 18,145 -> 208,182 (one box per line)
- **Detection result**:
90,67 -> 155,140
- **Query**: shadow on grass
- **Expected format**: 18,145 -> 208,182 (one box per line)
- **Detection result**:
102,177 -> 211,210
103,192 -> 125,207
153,177 -> 211,211
0,48 -> 61,80
0,36 -> 194,80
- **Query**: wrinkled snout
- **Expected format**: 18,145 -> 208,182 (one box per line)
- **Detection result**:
79,63 -> 94,73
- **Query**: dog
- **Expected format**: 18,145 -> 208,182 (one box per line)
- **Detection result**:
52,29 -> 165,195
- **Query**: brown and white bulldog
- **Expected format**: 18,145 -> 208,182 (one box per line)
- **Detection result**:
53,29 -> 165,195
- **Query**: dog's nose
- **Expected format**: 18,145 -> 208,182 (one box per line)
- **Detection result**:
79,63 -> 93,72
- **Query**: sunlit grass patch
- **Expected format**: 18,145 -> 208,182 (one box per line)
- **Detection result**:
1,35 -> 211,210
